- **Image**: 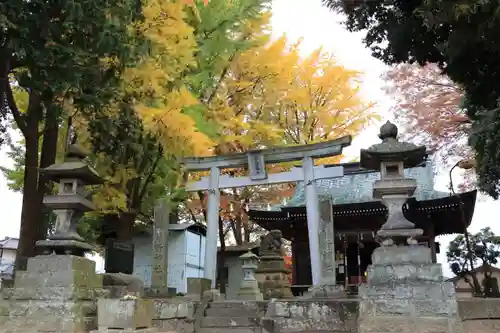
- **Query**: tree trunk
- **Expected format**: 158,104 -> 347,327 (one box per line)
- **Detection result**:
35,106 -> 60,242
233,216 -> 243,246
15,95 -> 42,271
115,212 -> 137,241
102,212 -> 137,274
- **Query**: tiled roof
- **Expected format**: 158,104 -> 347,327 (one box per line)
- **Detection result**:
276,162 -> 446,209
0,237 -> 19,250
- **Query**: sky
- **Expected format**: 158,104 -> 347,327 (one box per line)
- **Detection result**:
1,0 -> 499,278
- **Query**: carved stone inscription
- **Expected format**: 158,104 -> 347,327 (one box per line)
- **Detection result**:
151,199 -> 170,289
319,200 -> 336,285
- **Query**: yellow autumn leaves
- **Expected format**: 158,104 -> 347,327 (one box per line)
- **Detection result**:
121,0 -> 377,159
209,35 -> 377,155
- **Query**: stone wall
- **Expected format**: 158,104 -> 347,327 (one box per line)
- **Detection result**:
147,298 -> 500,333
3,289 -> 500,332
458,298 -> 500,333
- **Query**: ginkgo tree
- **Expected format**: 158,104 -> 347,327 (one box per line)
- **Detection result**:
187,34 -> 378,247
77,0 -> 213,243
74,0 -> 271,244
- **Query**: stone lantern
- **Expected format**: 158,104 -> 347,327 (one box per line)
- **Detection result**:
236,251 -> 263,300
358,122 -> 461,333
36,144 -> 103,256
360,121 -> 427,246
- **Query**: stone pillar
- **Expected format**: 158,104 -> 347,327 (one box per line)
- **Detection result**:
204,166 -> 220,289
303,155 -> 321,286
307,200 -> 345,298
145,198 -> 176,297
319,200 -> 336,285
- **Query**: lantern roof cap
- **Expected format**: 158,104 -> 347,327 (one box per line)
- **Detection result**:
39,144 -> 103,185
360,121 -> 426,171
239,250 -> 259,260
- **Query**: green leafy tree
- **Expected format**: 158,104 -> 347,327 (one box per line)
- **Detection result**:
0,0 -> 142,269
85,105 -> 186,244
447,227 -> 500,297
323,0 -> 500,198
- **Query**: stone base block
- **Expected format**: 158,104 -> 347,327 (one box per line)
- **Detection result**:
5,285 -> 103,300
98,298 -> 154,330
359,315 -> 463,333
236,290 -> 264,301
463,319 -> 500,333
8,299 -> 97,318
15,255 -> 101,289
263,299 -> 359,333
371,245 -> 432,266
256,269 -> 292,300
101,273 -> 145,298
202,289 -> 224,301
366,262 -> 444,285
187,277 -> 211,299
236,279 -> 263,300
306,284 -> 345,298
359,281 -> 455,302
152,318 -> 195,333
2,314 -> 97,332
359,297 -> 458,317
153,299 -> 196,320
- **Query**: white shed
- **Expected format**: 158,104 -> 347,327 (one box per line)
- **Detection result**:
132,222 -> 206,294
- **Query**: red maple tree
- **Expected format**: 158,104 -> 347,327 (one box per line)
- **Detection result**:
383,63 -> 475,190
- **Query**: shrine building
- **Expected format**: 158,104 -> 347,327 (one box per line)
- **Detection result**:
248,160 -> 477,295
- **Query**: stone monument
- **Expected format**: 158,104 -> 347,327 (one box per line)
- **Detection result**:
255,230 -> 293,300
236,251 -> 263,300
144,198 -> 176,298
307,200 -> 345,298
2,144 -> 105,332
358,121 -> 462,333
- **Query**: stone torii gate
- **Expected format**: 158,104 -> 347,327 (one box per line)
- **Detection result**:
182,136 -> 351,289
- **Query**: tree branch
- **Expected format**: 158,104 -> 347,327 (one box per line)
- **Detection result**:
135,145 -> 164,206
5,80 -> 27,133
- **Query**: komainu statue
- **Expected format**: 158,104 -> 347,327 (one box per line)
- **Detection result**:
259,230 -> 283,256
256,229 -> 292,299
